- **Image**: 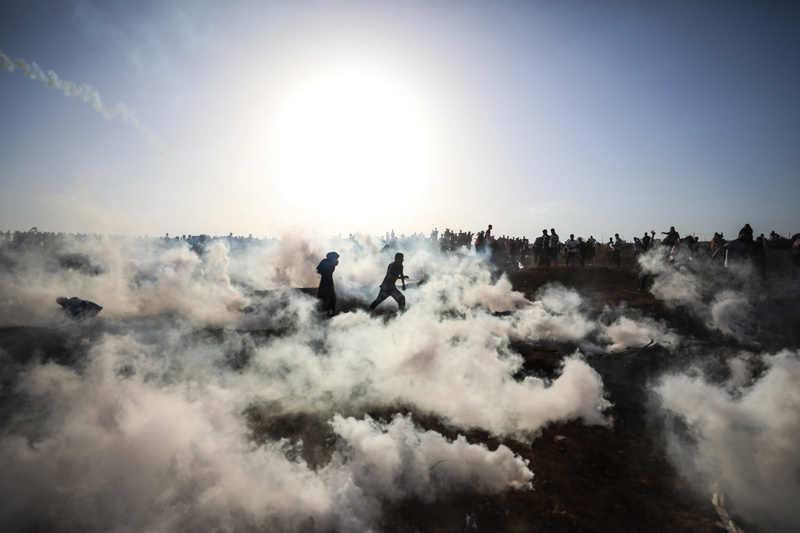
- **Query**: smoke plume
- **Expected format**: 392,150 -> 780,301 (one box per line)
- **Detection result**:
654,350 -> 800,532
0,50 -> 165,155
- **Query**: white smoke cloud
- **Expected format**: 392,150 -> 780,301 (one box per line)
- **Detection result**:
603,315 -> 680,352
0,233 -> 613,531
654,350 -> 800,532
0,50 -> 166,156
0,329 -> 535,532
637,247 -> 768,348
326,414 -> 532,532
709,290 -> 758,348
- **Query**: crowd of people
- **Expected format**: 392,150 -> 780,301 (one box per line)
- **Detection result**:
316,223 -> 800,316
0,229 -> 266,256
3,224 -> 798,320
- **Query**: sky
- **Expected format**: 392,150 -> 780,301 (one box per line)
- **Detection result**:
1,0 -> 798,241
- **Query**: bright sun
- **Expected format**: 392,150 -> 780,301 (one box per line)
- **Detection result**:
270,66 -> 433,229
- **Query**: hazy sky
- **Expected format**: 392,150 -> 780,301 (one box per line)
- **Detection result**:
1,0 -> 798,240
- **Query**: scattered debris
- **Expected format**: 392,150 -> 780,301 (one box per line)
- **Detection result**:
56,296 -> 103,319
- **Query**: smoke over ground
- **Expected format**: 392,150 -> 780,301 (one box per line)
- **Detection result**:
637,244 -> 800,532
0,234 -> 601,531
654,350 -> 800,532
0,234 -> 797,531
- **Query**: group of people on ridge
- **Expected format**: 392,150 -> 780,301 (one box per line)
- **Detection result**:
316,222 -> 799,316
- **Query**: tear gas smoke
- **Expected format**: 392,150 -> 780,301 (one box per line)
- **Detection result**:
0,233 -> 606,531
637,246 -> 763,347
655,350 -> 800,533
0,50 -> 165,156
1,232 -> 796,531
602,315 -> 679,353
709,290 -> 758,348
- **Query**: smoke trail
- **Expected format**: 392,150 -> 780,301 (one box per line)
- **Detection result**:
0,50 -> 166,156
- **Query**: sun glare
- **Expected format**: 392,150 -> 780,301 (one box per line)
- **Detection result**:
270,67 -> 433,228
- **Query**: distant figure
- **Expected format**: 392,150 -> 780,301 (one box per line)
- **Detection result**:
565,234 -> 579,266
537,229 -> 550,266
532,233 -> 544,265
641,232 -> 652,252
586,236 -> 596,265
370,252 -> 409,312
549,229 -> 560,266
712,235 -> 747,268
739,223 -> 754,244
711,232 -> 726,254
316,251 -> 339,317
474,231 -> 486,253
791,235 -> 800,280
56,296 -> 102,319
612,234 -> 625,267
577,237 -> 587,266
661,226 -> 680,247
485,224 -> 493,240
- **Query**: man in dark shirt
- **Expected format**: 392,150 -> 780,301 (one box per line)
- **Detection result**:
369,252 -> 409,311
316,251 -> 339,316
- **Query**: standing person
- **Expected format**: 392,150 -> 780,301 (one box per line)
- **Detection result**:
483,224 -> 494,258
316,251 -> 339,317
641,232 -> 652,252
549,228 -> 560,266
565,234 -> 579,266
613,234 -> 625,267
474,231 -> 485,253
531,233 -> 543,265
578,237 -> 587,266
370,252 -> 409,312
539,229 -> 550,266
739,223 -> 754,244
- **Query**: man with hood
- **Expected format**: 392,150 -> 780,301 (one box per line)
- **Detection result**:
317,251 -> 339,316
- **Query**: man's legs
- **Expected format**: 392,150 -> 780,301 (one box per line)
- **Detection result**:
369,289 -> 389,310
370,287 -> 405,311
390,287 -> 406,310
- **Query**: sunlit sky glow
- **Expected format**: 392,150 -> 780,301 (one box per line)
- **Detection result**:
1,0 -> 798,240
